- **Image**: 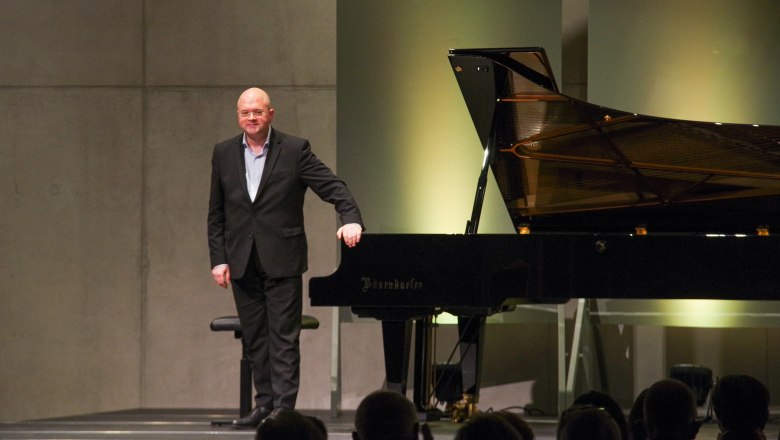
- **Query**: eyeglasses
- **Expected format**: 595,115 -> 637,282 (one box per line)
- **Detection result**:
238,109 -> 268,118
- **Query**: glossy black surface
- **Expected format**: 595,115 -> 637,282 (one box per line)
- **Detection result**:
310,234 -> 780,310
310,234 -> 531,318
449,47 -> 780,234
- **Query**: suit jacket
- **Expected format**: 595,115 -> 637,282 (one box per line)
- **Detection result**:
207,129 -> 363,279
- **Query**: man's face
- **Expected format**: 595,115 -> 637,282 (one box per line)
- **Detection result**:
237,91 -> 274,139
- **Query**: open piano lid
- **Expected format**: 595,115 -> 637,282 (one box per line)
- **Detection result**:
449,47 -> 780,234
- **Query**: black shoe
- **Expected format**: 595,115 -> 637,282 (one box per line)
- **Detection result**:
257,407 -> 291,426
264,407 -> 289,421
232,406 -> 272,428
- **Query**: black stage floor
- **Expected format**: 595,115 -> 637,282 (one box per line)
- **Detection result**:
0,408 -> 776,440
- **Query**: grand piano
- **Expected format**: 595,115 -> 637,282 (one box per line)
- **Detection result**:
310,47 -> 780,417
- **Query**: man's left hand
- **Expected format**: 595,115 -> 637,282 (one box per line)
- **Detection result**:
337,223 -> 362,248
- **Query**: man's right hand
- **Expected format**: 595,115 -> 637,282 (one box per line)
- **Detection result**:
211,264 -> 231,288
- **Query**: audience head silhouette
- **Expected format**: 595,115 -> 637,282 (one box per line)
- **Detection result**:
495,411 -> 535,440
643,379 -> 700,440
454,412 -> 523,440
628,388 -> 649,440
255,408 -> 326,440
353,390 -> 427,440
558,404 -> 622,440
574,391 -> 630,440
711,374 -> 769,440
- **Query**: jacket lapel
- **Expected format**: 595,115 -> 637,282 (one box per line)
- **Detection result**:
253,130 -> 282,204
231,135 -> 252,203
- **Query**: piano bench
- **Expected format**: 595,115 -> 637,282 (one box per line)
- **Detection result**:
209,314 -> 320,425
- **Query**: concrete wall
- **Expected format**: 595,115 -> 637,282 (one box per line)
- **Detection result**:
0,0 -> 146,422
0,0 -> 339,421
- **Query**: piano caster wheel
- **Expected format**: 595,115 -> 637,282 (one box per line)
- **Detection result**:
447,394 -> 478,423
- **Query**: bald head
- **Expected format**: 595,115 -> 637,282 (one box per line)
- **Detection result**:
238,87 -> 272,109
236,87 -> 274,144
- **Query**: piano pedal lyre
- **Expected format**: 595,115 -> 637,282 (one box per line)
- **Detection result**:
446,393 -> 478,423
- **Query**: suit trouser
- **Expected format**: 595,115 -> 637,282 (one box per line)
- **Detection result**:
231,248 -> 302,410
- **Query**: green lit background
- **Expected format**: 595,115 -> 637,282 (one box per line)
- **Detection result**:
338,1 -> 780,233
337,0 -> 561,234
589,1 -> 780,126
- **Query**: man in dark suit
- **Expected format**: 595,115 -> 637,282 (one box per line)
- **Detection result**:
208,87 -> 363,427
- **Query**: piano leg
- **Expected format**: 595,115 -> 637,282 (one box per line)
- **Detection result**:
381,320 -> 412,395
413,316 -> 434,411
458,316 -> 486,400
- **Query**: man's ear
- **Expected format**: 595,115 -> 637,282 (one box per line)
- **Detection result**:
352,431 -> 360,440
